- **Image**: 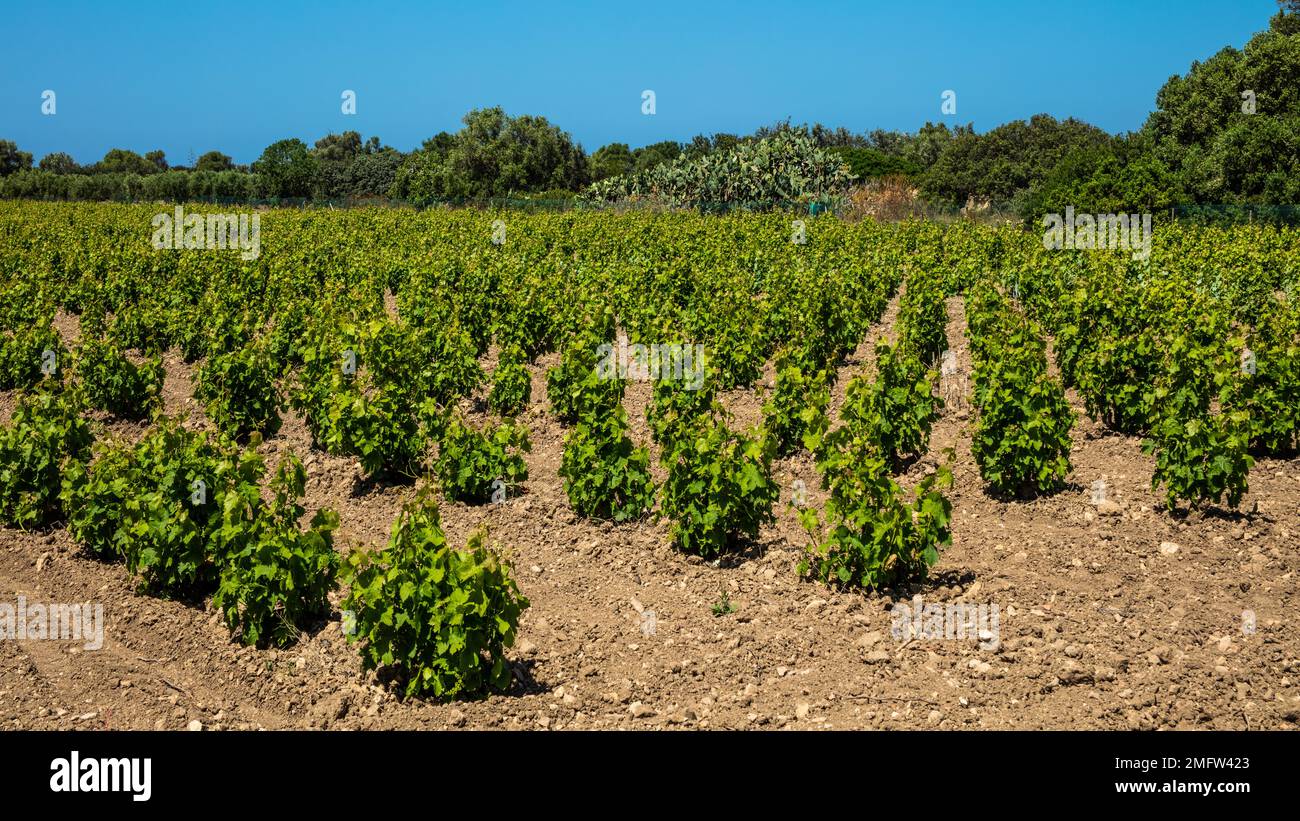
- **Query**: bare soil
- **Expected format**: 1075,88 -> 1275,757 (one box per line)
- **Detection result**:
2,297 -> 1297,731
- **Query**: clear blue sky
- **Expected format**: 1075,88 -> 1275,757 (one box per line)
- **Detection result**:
0,0 -> 1278,166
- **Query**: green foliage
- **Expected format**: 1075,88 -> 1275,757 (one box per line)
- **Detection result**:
831,146 -> 922,180
1076,329 -> 1159,434
546,335 -> 623,424
587,127 -> 852,209
488,345 -> 531,417
840,343 -> 940,467
435,415 -> 530,504
64,421 -> 227,595
1143,20 -> 1300,205
253,138 -> 318,199
660,413 -> 779,557
799,458 -> 952,591
195,341 -> 283,440
967,290 -> 1075,495
1224,340 -> 1300,454
212,454 -> 341,647
558,406 -> 655,521
922,114 -> 1111,207
971,364 -> 1075,495
1144,411 -> 1255,511
62,421 -> 340,640
0,391 -> 92,528
292,319 -> 443,478
73,336 -> 164,419
120,424 -> 228,596
0,323 -> 62,390
1142,335 -> 1254,510
647,373 -> 717,452
60,441 -> 133,558
341,492 -> 529,699
760,356 -> 830,458
391,107 -> 589,204
896,274 -> 949,365
711,589 -> 738,617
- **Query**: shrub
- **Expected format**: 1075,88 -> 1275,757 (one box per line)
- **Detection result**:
559,406 -> 654,521
1144,411 -> 1254,511
292,319 -> 438,478
844,343 -> 940,467
80,421 -> 228,596
212,454 -> 340,647
341,492 -> 530,699
195,341 -> 283,440
0,391 -> 92,527
74,336 -> 164,419
660,413 -> 778,557
546,335 -> 624,424
647,373 -> 716,451
799,457 -> 952,590
0,323 -> 63,390
488,345 -> 532,417
60,442 -> 134,558
761,356 -> 830,458
435,415 -> 530,503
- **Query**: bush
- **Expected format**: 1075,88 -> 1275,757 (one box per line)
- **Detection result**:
212,454 -> 340,647
799,457 -> 952,590
73,336 -> 164,419
971,366 -> 1074,495
647,373 -> 716,452
195,341 -> 283,440
341,492 -> 530,699
843,343 -> 940,467
761,357 -> 830,458
1223,334 -> 1300,455
488,345 -> 531,417
546,335 -> 623,424
0,323 -> 63,390
660,414 -> 778,557
0,391 -> 92,527
435,415 -> 530,503
1144,411 -> 1254,511
60,442 -> 133,558
68,420 -> 228,596
559,406 -> 655,521
292,319 -> 440,478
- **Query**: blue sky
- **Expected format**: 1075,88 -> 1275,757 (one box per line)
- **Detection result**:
0,0 -> 1278,166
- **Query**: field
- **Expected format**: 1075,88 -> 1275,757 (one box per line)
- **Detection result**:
1,201 -> 1298,730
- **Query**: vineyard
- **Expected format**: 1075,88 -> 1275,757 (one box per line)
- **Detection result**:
1,200 -> 1298,729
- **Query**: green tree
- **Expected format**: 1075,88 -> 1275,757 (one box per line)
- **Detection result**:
1143,13 -> 1300,205
195,151 -> 234,172
253,138 -> 317,198
97,148 -> 158,175
632,140 -> 682,173
38,152 -> 78,174
0,140 -> 35,176
922,115 -> 1111,205
394,108 -> 588,204
589,142 -> 634,181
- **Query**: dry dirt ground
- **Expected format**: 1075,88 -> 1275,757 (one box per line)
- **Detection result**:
1,299 -> 1298,731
